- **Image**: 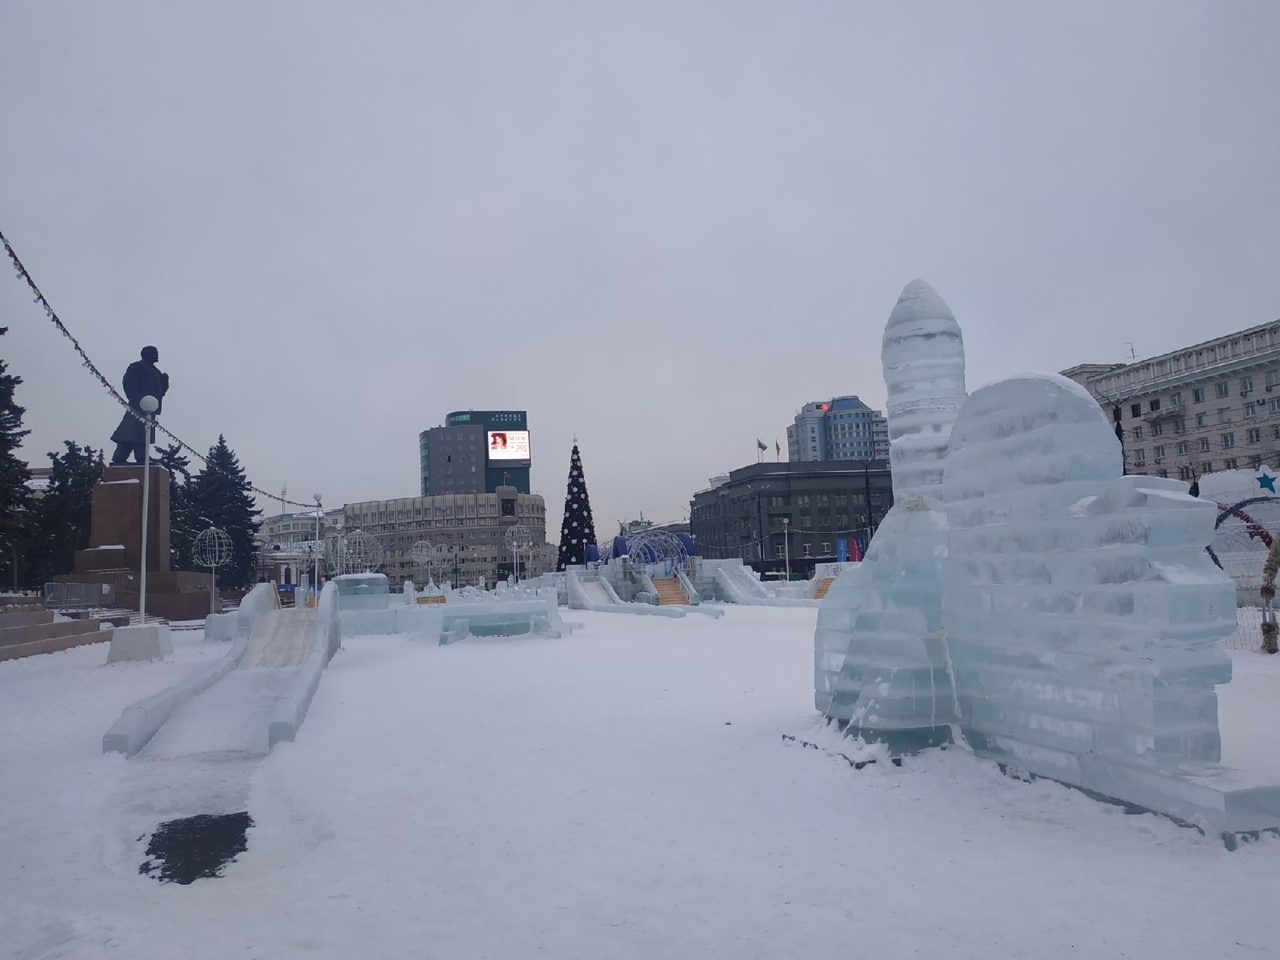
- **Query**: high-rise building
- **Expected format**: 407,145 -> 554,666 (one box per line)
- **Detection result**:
419,410 -> 531,496
1061,320 -> 1280,481
785,396 -> 889,463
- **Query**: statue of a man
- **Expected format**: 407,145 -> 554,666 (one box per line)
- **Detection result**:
109,345 -> 170,466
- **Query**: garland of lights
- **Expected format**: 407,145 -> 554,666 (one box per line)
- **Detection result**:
2,228 -> 317,509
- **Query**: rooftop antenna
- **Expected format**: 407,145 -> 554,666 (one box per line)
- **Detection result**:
1126,342 -> 1137,362
280,483 -> 287,516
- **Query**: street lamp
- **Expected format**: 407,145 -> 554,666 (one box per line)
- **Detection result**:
138,395 -> 159,624
782,516 -> 790,582
312,493 -> 322,601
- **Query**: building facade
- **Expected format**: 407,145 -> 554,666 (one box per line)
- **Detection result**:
419,409 -> 531,496
344,489 -> 548,588
1061,320 -> 1280,482
786,396 -> 889,463
689,460 -> 892,577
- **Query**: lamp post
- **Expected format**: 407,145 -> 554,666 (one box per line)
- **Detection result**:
138,395 -> 159,624
863,459 -> 875,547
312,493 -> 322,600
782,516 -> 790,582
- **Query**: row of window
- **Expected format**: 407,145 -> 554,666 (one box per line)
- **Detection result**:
1129,372 -> 1280,418
1132,425 -> 1279,464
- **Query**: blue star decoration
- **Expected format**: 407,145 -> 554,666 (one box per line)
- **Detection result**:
1258,472 -> 1277,492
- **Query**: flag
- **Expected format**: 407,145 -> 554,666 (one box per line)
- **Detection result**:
850,536 -> 864,562
503,472 -> 511,481
775,440 -> 781,456
756,439 -> 767,452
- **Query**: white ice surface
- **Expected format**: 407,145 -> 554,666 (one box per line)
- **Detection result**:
2,607 -> 1278,960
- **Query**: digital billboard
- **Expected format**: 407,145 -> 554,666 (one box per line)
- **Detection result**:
486,430 -> 531,461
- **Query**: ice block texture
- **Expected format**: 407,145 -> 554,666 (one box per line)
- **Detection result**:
940,375 -> 1235,780
814,280 -> 966,735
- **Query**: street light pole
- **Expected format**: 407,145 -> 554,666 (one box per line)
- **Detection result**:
782,516 -> 790,582
313,493 -> 322,603
138,395 -> 159,625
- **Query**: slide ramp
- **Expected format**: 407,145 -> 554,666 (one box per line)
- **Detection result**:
138,607 -> 318,759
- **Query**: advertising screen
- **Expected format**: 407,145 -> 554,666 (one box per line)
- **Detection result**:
486,430 -> 531,461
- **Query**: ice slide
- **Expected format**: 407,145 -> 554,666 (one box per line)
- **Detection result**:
565,570 -> 689,618
713,562 -> 819,607
105,583 -> 340,758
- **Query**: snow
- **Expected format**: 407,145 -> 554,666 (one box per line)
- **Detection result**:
1,606 -> 1278,960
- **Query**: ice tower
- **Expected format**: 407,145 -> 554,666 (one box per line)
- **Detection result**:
813,280 -> 967,744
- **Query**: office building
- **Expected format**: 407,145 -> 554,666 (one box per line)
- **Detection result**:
689,460 -> 892,577
786,396 -> 889,463
419,410 -> 531,496
344,488 -> 548,588
1061,320 -> 1280,481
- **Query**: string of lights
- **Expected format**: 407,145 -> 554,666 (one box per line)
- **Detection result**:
2,228 -> 318,510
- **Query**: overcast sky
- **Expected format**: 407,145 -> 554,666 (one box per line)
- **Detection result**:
3,2 -> 1277,538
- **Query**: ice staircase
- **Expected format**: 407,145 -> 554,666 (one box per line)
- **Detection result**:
812,577 -> 836,599
651,578 -> 687,605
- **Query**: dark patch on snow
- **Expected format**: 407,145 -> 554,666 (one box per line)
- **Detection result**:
139,811 -> 253,884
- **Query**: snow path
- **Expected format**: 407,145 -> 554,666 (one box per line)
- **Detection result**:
576,577 -> 617,605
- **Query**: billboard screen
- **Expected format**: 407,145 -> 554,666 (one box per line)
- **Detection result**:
486,430 -> 531,461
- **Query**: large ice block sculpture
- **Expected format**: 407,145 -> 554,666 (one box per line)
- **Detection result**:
814,280 -> 966,745
942,375 -> 1235,784
815,281 -> 1278,833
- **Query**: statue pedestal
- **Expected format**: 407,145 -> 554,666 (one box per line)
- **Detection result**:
54,464 -> 213,621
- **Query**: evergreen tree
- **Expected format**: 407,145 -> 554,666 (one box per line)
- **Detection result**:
23,441 -> 104,587
186,435 -> 261,589
556,442 -> 597,570
154,442 -> 196,572
0,328 -> 32,588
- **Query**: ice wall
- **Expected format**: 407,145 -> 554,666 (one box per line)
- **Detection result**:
940,375 -> 1235,780
814,280 -> 966,741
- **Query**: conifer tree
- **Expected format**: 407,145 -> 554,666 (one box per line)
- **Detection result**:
0,328 -> 32,587
23,441 -> 104,587
556,442 -> 597,570
155,442 -> 195,572
186,435 -> 261,589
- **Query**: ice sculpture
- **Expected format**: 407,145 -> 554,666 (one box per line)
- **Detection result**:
814,280 -> 966,745
816,281 -> 1279,834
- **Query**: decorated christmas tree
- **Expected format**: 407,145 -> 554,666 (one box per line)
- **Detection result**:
556,442 -> 598,570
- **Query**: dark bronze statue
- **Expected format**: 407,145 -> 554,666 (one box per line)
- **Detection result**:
110,345 -> 170,466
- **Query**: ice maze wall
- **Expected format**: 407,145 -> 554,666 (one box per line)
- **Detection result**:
816,280 -> 1243,824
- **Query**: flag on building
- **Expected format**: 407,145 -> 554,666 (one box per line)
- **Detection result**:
850,536 -> 864,562
757,439 -> 767,452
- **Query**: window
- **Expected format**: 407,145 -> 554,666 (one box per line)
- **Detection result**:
1174,418 -> 1186,434
776,545 -> 785,558
1245,402 -> 1258,418
1267,371 -> 1280,389
1201,461 -> 1214,474
1241,376 -> 1254,393
1219,408 -> 1233,424
1171,392 -> 1184,407
1177,441 -> 1190,455
1222,433 -> 1235,448
1226,458 -> 1239,470
1150,399 -> 1161,412
1275,425 -> 1280,441
1253,455 -> 1264,469
1154,445 -> 1166,460
1200,438 -> 1212,452
1217,382 -> 1230,398
1133,449 -> 1146,466
1130,403 -> 1142,418
1151,423 -> 1163,436
1196,412 -> 1208,427
821,542 -> 831,555
1193,387 -> 1206,403
1180,466 -> 1195,481
1248,428 -> 1262,444
1132,426 -> 1144,440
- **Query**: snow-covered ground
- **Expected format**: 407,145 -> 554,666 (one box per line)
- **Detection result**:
2,606 -> 1279,960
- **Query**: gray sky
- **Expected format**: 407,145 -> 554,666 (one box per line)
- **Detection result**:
3,1 -> 1277,537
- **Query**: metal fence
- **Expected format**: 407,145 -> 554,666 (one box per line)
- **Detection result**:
43,581 -> 116,611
